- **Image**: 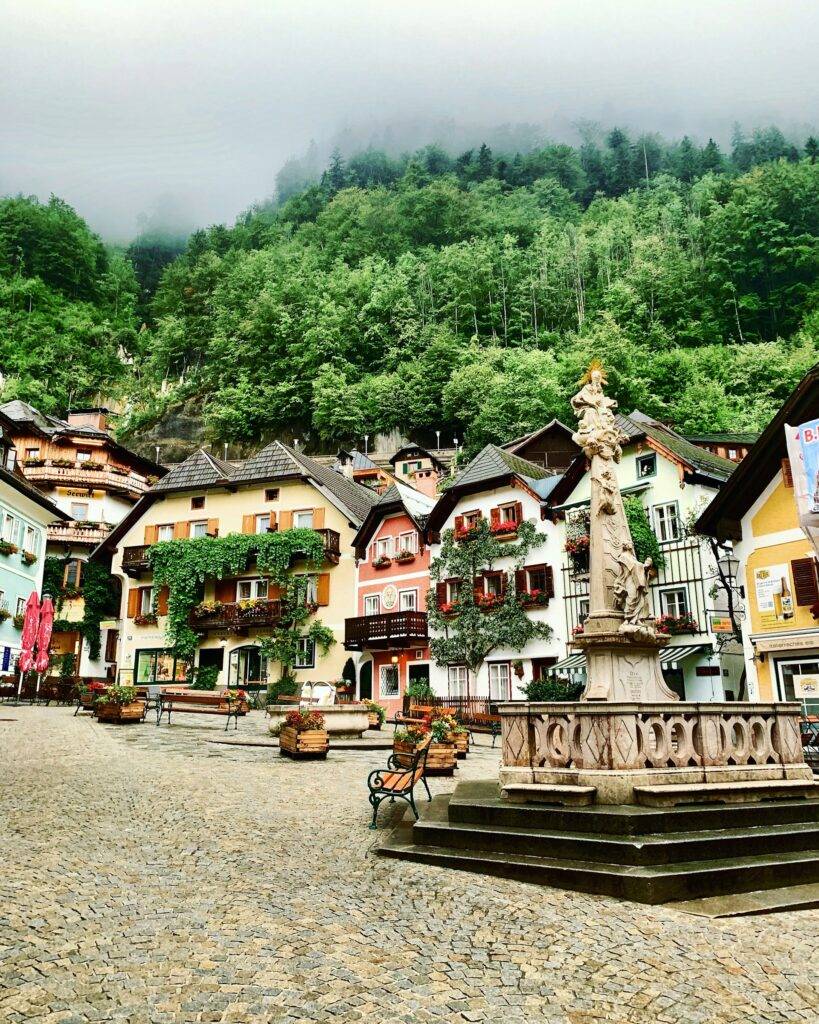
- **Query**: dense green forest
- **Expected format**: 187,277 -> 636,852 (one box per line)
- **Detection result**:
1,126 -> 818,454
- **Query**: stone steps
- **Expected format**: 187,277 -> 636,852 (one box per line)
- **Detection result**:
633,779 -> 819,807
413,796 -> 819,866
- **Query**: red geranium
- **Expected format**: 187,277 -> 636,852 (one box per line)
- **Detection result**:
285,708 -> 326,732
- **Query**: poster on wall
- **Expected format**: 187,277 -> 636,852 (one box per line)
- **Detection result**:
785,419 -> 819,557
794,674 -> 819,699
753,564 -> 794,629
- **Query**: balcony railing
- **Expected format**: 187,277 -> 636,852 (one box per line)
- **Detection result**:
189,600 -> 283,632
48,521 -> 112,546
24,461 -> 152,498
344,611 -> 428,650
122,545 -> 152,576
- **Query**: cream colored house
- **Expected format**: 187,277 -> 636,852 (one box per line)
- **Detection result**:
96,444 -> 376,690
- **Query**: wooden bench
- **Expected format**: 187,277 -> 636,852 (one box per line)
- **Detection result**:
156,692 -> 249,731
465,712 -> 502,746
393,704 -> 456,731
367,735 -> 432,829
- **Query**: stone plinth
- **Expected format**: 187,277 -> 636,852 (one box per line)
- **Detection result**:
267,703 -> 370,739
499,701 -> 813,804
572,631 -> 678,702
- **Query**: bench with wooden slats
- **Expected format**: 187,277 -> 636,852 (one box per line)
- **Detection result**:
156,691 -> 249,731
367,735 -> 432,828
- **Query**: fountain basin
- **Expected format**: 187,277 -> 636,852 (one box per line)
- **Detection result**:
267,702 -> 370,739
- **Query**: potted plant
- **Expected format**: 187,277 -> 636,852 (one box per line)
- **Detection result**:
23,456 -> 45,467
221,688 -> 250,714
334,678 -> 354,699
490,519 -> 518,540
393,724 -> 430,766
454,521 -> 482,542
565,534 -> 590,574
373,555 -> 392,570
426,716 -> 458,774
77,679 -> 108,711
655,612 -> 699,636
0,608 -> 10,623
12,613 -> 25,630
83,459 -> 104,471
134,612 -> 158,626
189,665 -> 220,690
363,698 -> 386,730
94,684 -> 144,723
279,708 -> 329,759
110,466 -> 128,476
512,659 -> 525,679
476,592 -> 504,611
192,600 -> 224,621
394,549 -> 416,564
0,541 -> 19,557
438,600 -> 459,617
21,550 -> 37,566
51,458 -> 75,468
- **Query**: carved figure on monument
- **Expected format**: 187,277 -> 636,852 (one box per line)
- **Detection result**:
613,541 -> 655,638
570,362 -> 624,461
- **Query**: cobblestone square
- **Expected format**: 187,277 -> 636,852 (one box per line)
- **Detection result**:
1,708 -> 817,1023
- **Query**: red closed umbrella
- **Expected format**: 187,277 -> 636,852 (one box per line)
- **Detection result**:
18,591 -> 40,673
34,596 -> 54,674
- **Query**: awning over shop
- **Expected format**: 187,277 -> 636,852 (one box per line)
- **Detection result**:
551,644 -> 711,675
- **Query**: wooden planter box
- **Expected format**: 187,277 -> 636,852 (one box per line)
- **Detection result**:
367,712 -> 382,730
279,726 -> 329,759
95,700 -> 144,724
446,731 -> 469,758
393,739 -> 457,775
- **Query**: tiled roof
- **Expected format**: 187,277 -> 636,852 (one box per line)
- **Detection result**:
625,411 -> 735,481
378,481 -> 435,520
0,399 -> 109,439
501,419 -> 574,452
450,444 -> 552,491
334,448 -> 379,472
150,449 -> 237,493
685,432 -> 759,445
286,444 -> 378,523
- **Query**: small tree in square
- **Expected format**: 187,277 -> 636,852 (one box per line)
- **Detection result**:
427,518 -> 552,696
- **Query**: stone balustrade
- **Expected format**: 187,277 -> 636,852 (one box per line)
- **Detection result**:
500,701 -> 806,773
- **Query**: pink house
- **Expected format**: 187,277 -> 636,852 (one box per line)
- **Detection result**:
345,482 -> 436,716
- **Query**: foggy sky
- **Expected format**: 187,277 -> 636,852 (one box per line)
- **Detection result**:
1,0 -> 818,241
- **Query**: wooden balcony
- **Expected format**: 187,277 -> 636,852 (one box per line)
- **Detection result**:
290,528 -> 340,564
24,461 -> 152,499
189,600 -> 283,632
122,545 -> 152,577
344,611 -> 428,651
48,521 -> 112,547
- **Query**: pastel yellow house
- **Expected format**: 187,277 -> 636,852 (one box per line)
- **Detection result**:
95,444 -> 376,690
698,365 -> 819,703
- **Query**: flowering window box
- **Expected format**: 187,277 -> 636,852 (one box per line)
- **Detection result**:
455,523 -> 482,542
476,592 -> 504,611
12,613 -> 24,630
134,613 -> 158,627
438,601 -> 459,617
373,556 -> 392,570
394,550 -> 416,564
572,624 -> 585,637
50,458 -> 75,469
518,589 -> 549,608
21,551 -> 37,566
0,541 -> 19,557
490,521 -> 518,541
655,613 -> 699,636
23,457 -> 45,467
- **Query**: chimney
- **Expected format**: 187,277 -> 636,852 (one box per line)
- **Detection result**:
67,407 -> 109,433
412,467 -> 439,498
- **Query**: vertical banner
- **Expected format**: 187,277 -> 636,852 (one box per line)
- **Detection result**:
785,420 -> 819,557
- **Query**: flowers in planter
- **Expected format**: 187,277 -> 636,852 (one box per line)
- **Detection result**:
438,600 -> 459,616
94,684 -> 137,708
565,535 -> 590,555
655,612 -> 699,635
284,707 -> 325,732
51,458 -> 75,468
0,608 -> 9,623
83,460 -> 104,471
572,624 -> 585,636
395,549 -> 416,563
80,680 -> 108,698
363,698 -> 386,725
430,716 -> 457,742
490,519 -> 518,537
21,551 -> 37,566
238,597 -> 264,615
372,555 -> 392,569
0,541 -> 19,557
134,612 -> 158,626
476,591 -> 504,610
517,589 -> 549,608
12,613 -> 25,629
454,522 -> 482,541
394,724 -> 429,745
23,457 -> 45,467
192,600 -> 224,620
222,688 -> 248,705
110,466 -> 128,476
334,679 -> 353,692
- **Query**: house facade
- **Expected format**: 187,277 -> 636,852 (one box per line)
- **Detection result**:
96,443 -> 375,691
0,401 -> 164,676
345,483 -> 435,715
548,411 -> 743,700
424,445 -> 565,701
698,365 -> 819,705
0,422 -> 68,672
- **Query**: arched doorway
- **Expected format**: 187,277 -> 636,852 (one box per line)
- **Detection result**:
359,659 -> 373,700
227,645 -> 264,687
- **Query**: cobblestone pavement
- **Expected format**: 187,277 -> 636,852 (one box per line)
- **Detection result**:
1,707 -> 817,1024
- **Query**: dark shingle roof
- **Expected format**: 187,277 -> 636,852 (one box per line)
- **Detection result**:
450,444 -> 552,491
150,449 -> 237,493
501,419 -> 574,452
625,411 -> 735,481
286,444 -> 378,522
685,432 -> 759,445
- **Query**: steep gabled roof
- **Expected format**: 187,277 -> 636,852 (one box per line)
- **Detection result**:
501,418 -> 575,453
352,480 -> 435,556
698,364 -> 819,542
150,448 -> 238,493
685,431 -> 759,446
426,444 -> 553,533
625,411 -> 735,483
285,444 -> 378,523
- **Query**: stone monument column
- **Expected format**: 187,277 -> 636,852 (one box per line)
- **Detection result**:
570,364 -> 678,702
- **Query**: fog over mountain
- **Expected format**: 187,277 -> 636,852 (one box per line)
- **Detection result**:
1,0 -> 817,240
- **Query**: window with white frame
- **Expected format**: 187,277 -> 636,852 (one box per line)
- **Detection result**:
399,589 -> 417,611
375,537 -> 393,559
0,589 -> 5,611
76,450 -> 91,463
70,502 -> 89,521
23,525 -> 36,553
499,503 -> 520,524
139,587 -> 154,615
25,447 -> 39,459
6,449 -> 15,470
157,523 -> 174,542
398,531 -> 417,554
447,665 -> 468,697
654,501 -> 681,543
16,596 -> 26,616
293,509 -> 314,529
2,514 -> 15,542
526,565 -> 549,593
578,598 -> 589,623
484,573 -> 503,596
255,513 -> 271,534
446,580 -> 460,603
237,578 -> 269,601
463,509 -> 481,528
660,587 -> 689,617
294,637 -> 315,668
190,520 -> 209,539
488,662 -> 511,700
636,453 -> 656,479
363,593 -> 380,616
292,574 -> 318,606
379,664 -> 399,697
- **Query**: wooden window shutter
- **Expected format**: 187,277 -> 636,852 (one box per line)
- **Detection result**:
435,581 -> 447,605
173,521 -> 190,540
312,507 -> 325,529
499,572 -> 508,594
206,518 -> 219,537
267,581 -> 283,600
104,629 -> 118,663
513,500 -> 523,522
490,507 -> 501,528
127,589 -> 139,618
782,458 -> 794,488
545,565 -> 555,598
268,511 -> 277,531
316,572 -> 330,606
144,524 -> 158,545
454,514 -> 465,533
156,586 -> 169,616
279,510 -> 293,531
515,569 -> 526,592
214,578 -> 237,603
242,514 -> 256,535
790,558 -> 818,606
473,572 -> 484,600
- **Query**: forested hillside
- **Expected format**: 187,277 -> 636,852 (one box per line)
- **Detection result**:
2,127 -> 818,454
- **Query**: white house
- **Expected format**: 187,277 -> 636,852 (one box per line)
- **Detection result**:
546,411 -> 744,701
424,445 -> 564,701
